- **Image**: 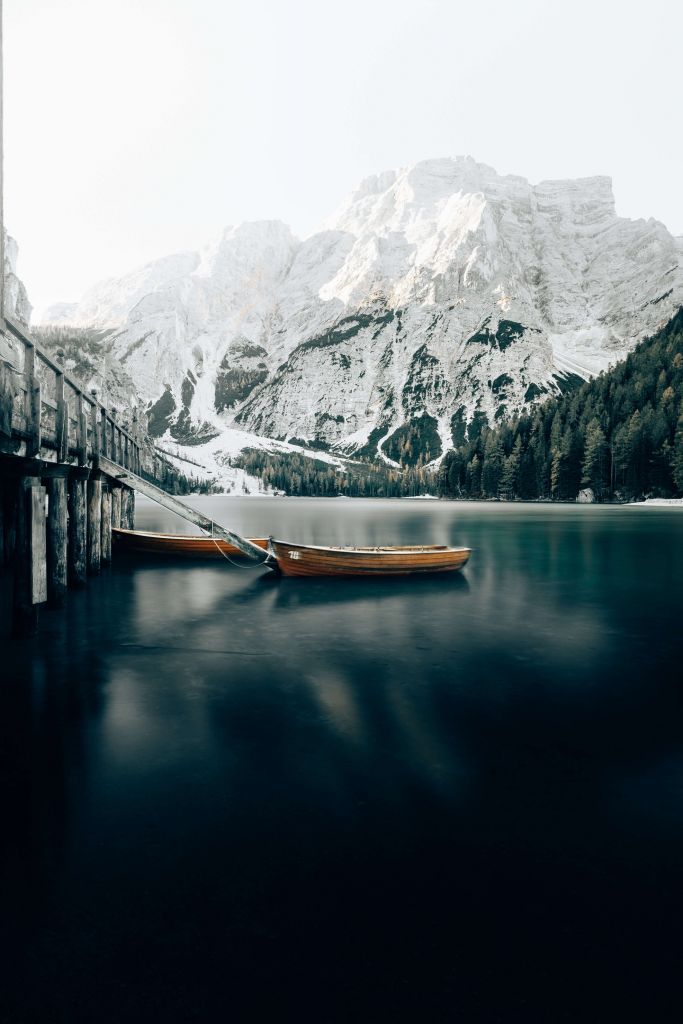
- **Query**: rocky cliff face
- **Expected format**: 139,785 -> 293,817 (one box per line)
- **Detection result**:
42,158 -> 683,463
3,230 -> 32,325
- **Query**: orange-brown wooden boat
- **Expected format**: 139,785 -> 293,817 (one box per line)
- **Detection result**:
269,539 -> 471,577
113,528 -> 269,559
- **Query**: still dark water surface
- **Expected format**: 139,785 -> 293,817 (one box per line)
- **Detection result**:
2,498 -> 683,1022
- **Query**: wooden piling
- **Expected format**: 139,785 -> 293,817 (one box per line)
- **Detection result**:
24,346 -> 42,458
55,371 -> 67,462
87,472 -> 102,574
120,487 -> 135,530
101,484 -> 112,564
68,467 -> 89,587
13,475 -> 47,635
2,476 -> 17,568
0,478 -> 4,569
111,484 -> 122,531
119,488 -> 128,532
44,467 -> 69,606
127,488 -> 136,529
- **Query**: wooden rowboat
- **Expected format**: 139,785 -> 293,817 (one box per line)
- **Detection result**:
113,528 -> 269,559
269,539 -> 471,577
112,529 -> 471,577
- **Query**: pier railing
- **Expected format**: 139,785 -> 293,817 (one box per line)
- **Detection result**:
1,314 -> 142,471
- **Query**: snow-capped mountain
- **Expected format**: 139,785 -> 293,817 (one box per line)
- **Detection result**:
41,157 -> 683,464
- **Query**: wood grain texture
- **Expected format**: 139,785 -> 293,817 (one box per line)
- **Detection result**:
113,528 -> 269,559
111,485 -> 122,530
68,473 -> 88,587
101,487 -> 112,563
46,474 -> 68,605
87,476 -> 102,574
96,455 -> 266,562
270,540 -> 471,577
30,483 -> 47,603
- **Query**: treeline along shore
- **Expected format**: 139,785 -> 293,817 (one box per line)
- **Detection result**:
227,310 -> 683,503
437,309 -> 683,502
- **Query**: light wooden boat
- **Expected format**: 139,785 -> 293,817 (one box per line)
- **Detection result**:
112,528 -> 269,559
269,539 -> 471,577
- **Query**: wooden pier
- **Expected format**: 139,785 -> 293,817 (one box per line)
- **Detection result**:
0,314 -> 271,636
1,314 -> 141,630
0,314 -> 185,635
0,6 -> 268,638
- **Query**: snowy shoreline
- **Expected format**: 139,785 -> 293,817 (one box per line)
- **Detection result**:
628,498 -> 683,507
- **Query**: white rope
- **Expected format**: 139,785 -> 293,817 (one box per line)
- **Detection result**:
208,520 -> 270,569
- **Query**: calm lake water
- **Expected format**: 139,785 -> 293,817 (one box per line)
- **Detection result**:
2,497 -> 682,1022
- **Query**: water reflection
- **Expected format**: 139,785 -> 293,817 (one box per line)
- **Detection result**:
2,499 -> 683,1021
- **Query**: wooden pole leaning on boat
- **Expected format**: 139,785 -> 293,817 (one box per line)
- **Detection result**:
94,455 -> 270,564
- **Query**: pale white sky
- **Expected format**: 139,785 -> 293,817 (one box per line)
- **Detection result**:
3,0 -> 682,317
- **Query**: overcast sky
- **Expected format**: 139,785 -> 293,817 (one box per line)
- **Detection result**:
3,0 -> 682,318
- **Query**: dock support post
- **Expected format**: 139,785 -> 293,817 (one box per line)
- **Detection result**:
120,487 -> 135,530
111,484 -> 122,531
119,488 -> 128,532
0,478 -> 4,569
68,467 -> 89,587
13,475 -> 47,636
87,472 -> 102,575
2,476 -> 17,569
44,467 -> 69,607
101,483 -> 112,564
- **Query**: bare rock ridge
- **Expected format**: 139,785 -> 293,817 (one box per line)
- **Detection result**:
3,229 -> 32,325
40,157 -> 683,464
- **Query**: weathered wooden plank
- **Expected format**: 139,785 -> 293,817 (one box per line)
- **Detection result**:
24,343 -> 41,456
68,469 -> 89,587
13,478 -> 38,635
54,372 -> 67,460
110,410 -> 119,463
90,397 -> 100,458
55,372 -> 68,461
0,359 -> 17,437
5,315 -> 71,376
120,486 -> 135,529
101,485 -> 112,563
2,477 -> 17,566
95,455 -> 267,561
118,488 -> 126,528
45,472 -> 68,606
30,483 -> 48,604
110,484 -> 122,530
0,479 -> 4,567
76,393 -> 87,466
87,474 -> 102,574
100,405 -> 109,458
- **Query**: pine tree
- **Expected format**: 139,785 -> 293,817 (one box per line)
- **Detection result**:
672,412 -> 683,494
500,436 -> 522,498
482,433 -> 504,496
582,419 -> 608,497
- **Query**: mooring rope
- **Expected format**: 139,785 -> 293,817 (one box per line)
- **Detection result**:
208,520 -> 271,569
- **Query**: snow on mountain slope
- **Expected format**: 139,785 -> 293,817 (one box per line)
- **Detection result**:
155,424 -> 350,494
41,157 -> 683,464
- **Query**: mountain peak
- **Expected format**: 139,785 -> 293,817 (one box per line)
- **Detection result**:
37,158 -> 682,460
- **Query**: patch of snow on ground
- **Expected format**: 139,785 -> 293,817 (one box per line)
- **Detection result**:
156,425 -> 351,493
629,498 -> 683,506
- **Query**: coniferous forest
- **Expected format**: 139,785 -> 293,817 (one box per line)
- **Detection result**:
437,309 -> 683,501
226,310 -> 683,502
232,449 -> 435,497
